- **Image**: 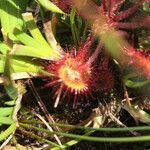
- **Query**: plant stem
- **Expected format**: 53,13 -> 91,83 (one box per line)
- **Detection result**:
19,123 -> 150,143
20,120 -> 150,132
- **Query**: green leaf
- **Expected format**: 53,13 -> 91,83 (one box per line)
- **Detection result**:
18,0 -> 30,12
0,41 -> 10,55
14,28 -> 59,59
122,104 -> 150,125
13,44 -> 56,59
0,122 -> 16,141
0,107 -> 13,116
22,13 -> 52,50
12,58 -> 42,73
0,55 -> 42,73
0,0 -> 23,40
36,0 -> 65,14
0,56 -> 5,73
14,28 -> 45,50
3,53 -> 18,99
4,100 -> 16,106
0,116 -> 15,125
125,79 -> 150,88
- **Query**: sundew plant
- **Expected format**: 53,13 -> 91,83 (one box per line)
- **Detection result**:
0,0 -> 150,149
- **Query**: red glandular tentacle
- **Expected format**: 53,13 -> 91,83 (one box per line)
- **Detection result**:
87,43 -> 102,65
114,0 -> 146,21
125,47 -> 150,79
76,34 -> 94,62
115,17 -> 150,29
110,0 -> 125,15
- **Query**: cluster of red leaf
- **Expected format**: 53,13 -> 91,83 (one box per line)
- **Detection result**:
46,0 -> 149,107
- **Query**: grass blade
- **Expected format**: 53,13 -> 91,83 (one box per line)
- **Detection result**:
14,28 -> 44,49
14,28 -> 59,59
22,13 -> 52,50
11,56 -> 42,73
0,117 -> 15,125
12,44 -> 55,59
0,41 -> 10,55
3,53 -> 18,99
0,55 -> 42,74
0,107 -> 13,117
0,0 -> 23,40
0,122 -> 16,141
36,0 -> 65,14
125,79 -> 150,88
